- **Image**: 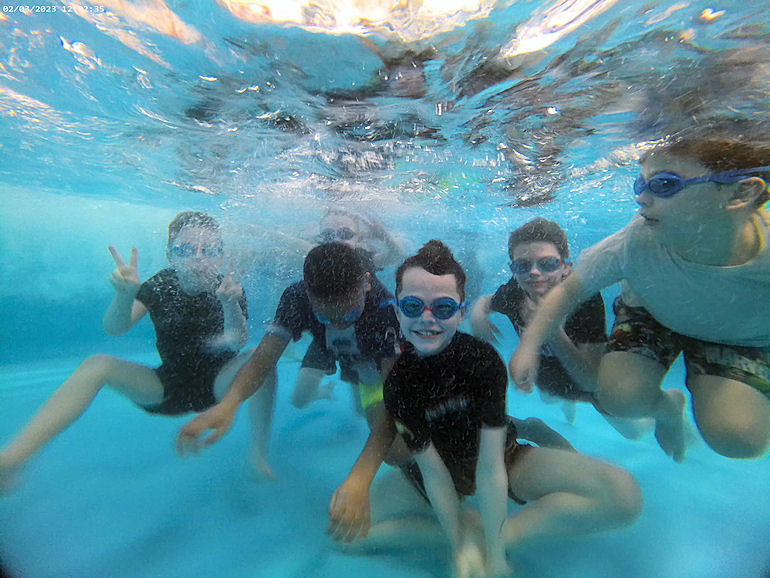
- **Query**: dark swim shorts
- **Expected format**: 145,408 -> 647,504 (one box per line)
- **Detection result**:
608,297 -> 770,398
140,364 -> 220,415
399,418 -> 533,505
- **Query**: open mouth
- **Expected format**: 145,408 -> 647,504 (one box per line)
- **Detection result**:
413,328 -> 441,338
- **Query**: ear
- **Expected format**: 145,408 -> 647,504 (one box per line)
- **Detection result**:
725,177 -> 766,210
562,260 -> 573,277
363,271 -> 372,292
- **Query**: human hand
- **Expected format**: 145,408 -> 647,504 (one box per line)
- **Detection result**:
327,478 -> 371,543
176,402 -> 236,455
216,262 -> 242,306
108,246 -> 140,297
470,309 -> 501,345
356,213 -> 389,241
453,534 -> 486,578
509,342 -> 539,393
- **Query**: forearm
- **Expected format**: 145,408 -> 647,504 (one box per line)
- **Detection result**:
519,276 -> 585,351
476,427 -> 508,561
103,293 -> 138,336
346,409 -> 397,487
547,332 -> 602,393
415,446 -> 463,549
209,303 -> 248,351
219,335 -> 286,406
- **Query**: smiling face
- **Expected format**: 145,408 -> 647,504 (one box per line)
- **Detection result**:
510,241 -> 569,302
167,225 -> 224,293
396,266 -> 464,357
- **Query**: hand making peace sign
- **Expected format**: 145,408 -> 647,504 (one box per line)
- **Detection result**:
108,245 -> 141,297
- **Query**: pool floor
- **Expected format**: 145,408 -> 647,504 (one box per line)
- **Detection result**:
1,353 -> 768,577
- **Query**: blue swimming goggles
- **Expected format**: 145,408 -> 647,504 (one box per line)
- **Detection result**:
510,256 -> 563,275
633,166 -> 770,198
169,243 -> 223,258
384,297 -> 467,320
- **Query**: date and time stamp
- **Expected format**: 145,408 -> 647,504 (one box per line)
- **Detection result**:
2,3 -> 106,13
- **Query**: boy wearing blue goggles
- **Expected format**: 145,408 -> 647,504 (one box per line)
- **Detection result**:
385,296 -> 467,320
511,137 -> 770,464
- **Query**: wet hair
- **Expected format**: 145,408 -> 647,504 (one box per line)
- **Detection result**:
304,242 -> 366,301
395,240 -> 466,301
167,211 -> 220,247
643,138 -> 770,208
508,218 -> 569,260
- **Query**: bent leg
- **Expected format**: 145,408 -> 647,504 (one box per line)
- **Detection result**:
510,417 -> 575,452
0,355 -> 163,475
505,446 -> 642,547
349,468 -> 439,551
687,375 -> 770,459
597,351 -> 686,461
291,367 -> 332,409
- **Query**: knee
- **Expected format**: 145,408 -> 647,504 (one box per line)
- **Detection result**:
698,419 -> 770,459
79,354 -> 114,376
599,469 -> 643,526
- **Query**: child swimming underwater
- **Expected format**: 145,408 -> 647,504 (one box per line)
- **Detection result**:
328,240 -> 641,577
511,135 -> 770,462
0,211 -> 265,491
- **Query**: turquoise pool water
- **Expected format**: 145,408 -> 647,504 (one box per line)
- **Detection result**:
1,1 -> 769,576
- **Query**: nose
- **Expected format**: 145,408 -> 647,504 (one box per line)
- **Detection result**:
420,307 -> 436,321
634,190 -> 652,207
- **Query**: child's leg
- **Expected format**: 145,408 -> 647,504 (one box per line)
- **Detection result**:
213,350 -> 277,479
345,468 -> 439,551
245,368 -> 277,479
291,338 -> 336,409
597,351 -> 686,461
0,355 -> 163,481
687,375 -> 769,458
510,417 -> 575,452
291,368 -> 333,409
504,446 -> 642,547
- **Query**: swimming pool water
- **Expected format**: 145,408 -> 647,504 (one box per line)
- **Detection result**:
1,340 -> 768,577
2,1 -> 770,576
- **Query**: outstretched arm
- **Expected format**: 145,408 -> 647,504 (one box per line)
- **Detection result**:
357,213 -> 406,270
176,333 -> 288,453
547,333 -> 604,393
469,294 -> 502,345
103,246 -> 147,336
475,426 -> 509,576
509,274 -> 587,391
327,408 -> 398,542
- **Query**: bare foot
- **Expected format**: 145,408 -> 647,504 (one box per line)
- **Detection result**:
654,389 -> 687,462
561,401 -> 577,424
317,382 -> 335,401
248,455 -> 277,481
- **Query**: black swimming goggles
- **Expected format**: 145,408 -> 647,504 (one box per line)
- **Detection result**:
510,256 -> 563,275
316,227 -> 356,244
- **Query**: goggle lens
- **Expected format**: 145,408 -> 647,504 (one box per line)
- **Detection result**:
396,297 -> 465,320
510,256 -> 562,275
